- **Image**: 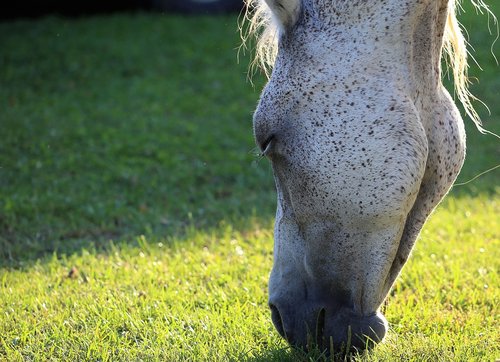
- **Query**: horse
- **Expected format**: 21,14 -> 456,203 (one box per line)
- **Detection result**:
242,0 -> 494,353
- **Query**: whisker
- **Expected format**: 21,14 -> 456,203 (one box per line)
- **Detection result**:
454,164 -> 500,186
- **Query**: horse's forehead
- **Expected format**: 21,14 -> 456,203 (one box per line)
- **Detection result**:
300,0 -> 443,28
307,0 -> 435,13
276,0 -> 448,64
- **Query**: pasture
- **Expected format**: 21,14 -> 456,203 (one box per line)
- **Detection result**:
0,2 -> 499,361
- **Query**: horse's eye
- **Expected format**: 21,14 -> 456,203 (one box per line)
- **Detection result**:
260,135 -> 275,156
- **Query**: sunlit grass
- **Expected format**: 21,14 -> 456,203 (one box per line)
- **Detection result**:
1,197 -> 498,361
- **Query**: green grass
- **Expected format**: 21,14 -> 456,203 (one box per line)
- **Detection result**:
0,2 -> 499,361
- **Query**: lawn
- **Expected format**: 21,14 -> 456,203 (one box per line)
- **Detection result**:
0,2 -> 498,361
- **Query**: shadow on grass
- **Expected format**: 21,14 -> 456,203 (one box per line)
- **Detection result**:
1,117 -> 496,270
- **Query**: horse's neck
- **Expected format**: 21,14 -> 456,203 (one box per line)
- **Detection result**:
409,1 -> 450,112
412,1 -> 449,72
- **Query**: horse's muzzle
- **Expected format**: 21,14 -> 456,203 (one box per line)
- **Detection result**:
269,303 -> 387,353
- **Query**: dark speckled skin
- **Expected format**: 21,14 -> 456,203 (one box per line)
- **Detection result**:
253,0 -> 466,351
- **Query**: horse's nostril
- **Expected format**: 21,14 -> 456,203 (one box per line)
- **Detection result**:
259,134 -> 275,156
316,308 -> 326,343
269,304 -> 285,339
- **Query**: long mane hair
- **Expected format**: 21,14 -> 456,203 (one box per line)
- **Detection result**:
241,0 -> 497,131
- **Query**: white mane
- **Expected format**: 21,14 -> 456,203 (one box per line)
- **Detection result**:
241,0 -> 497,131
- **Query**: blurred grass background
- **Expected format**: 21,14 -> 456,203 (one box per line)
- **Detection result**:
0,14 -> 274,261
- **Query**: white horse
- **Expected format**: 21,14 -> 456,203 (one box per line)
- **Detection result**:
243,0 -> 493,353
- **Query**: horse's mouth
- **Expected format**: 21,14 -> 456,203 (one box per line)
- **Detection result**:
270,302 -> 387,353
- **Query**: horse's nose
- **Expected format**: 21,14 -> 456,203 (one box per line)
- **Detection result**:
269,303 -> 387,352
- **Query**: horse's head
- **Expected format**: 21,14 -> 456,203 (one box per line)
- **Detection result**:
247,0 -> 473,352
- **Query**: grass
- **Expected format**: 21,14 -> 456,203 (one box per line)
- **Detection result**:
0,2 -> 499,361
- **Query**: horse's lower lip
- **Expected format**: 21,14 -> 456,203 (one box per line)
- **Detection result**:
312,310 -> 386,352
